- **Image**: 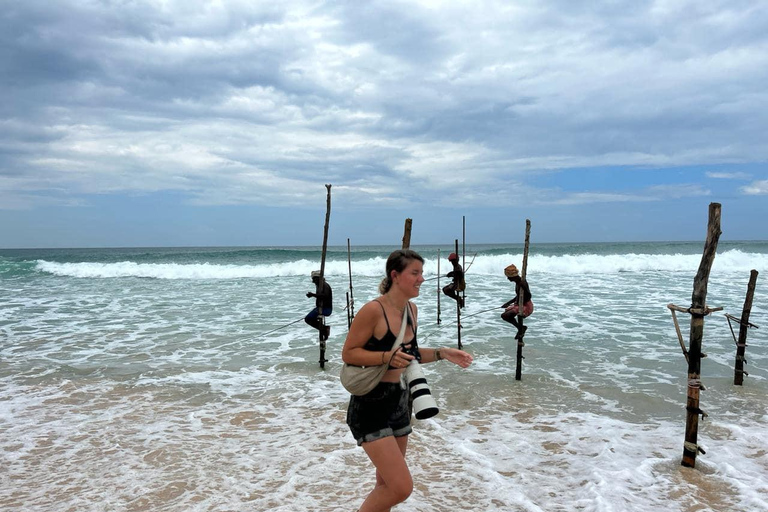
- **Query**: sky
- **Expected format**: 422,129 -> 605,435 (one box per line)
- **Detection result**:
1,0 -> 767,248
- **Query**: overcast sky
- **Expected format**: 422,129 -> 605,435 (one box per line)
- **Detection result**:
1,0 -> 767,248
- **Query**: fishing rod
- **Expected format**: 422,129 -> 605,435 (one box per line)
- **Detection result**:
460,305 -> 501,320
257,317 -> 307,338
424,252 -> 479,281
216,315 -> 309,350
464,252 -> 478,272
420,306 -> 500,342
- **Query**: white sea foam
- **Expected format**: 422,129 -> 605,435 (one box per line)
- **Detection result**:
33,249 -> 766,280
3,245 -> 767,511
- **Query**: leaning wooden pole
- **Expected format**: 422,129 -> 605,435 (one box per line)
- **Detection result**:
402,218 -> 412,249
734,269 -> 759,385
317,184 -> 332,369
347,238 -> 355,328
515,219 -> 531,381
681,202 -> 721,468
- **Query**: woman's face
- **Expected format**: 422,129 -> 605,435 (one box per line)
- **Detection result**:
393,259 -> 424,298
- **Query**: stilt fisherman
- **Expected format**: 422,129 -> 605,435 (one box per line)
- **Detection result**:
501,264 -> 533,339
306,270 -> 333,340
442,252 -> 465,308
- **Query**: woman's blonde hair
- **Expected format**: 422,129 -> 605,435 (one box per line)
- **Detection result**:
379,249 -> 424,294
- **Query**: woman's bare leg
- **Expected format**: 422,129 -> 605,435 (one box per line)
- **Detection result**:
359,435 -> 411,512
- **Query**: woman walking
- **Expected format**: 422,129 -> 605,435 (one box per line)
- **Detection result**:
342,249 -> 473,511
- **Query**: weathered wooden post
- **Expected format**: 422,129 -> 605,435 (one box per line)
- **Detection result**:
515,219 -> 531,381
681,202 -> 721,468
317,184 -> 332,369
346,238 -> 355,328
402,218 -> 412,249
732,269 -> 759,385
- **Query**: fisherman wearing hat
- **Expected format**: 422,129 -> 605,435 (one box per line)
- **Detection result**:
305,270 -> 333,340
442,252 -> 466,308
501,264 -> 533,339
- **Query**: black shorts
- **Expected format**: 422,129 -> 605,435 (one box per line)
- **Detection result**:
346,381 -> 412,446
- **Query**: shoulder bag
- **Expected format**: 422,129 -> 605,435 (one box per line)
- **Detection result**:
340,302 -> 410,396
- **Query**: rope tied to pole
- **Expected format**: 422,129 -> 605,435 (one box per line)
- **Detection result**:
685,406 -> 708,419
684,441 -> 706,454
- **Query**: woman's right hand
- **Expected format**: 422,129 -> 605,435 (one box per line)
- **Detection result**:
385,347 -> 414,368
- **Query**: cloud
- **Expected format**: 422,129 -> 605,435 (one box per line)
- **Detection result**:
741,180 -> 768,195
706,171 -> 751,179
546,183 -> 711,206
1,0 -> 767,213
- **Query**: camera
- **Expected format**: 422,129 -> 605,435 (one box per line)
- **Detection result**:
400,344 -> 439,420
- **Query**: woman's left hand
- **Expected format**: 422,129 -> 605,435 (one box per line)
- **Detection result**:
442,348 -> 473,368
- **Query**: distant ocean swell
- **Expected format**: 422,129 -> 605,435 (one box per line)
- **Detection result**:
29,249 -> 767,279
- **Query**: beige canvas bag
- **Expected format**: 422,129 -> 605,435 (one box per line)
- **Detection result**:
340,302 -> 409,396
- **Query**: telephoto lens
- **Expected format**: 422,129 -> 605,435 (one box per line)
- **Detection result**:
403,361 -> 439,419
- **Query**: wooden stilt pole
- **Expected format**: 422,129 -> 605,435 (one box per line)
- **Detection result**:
462,216 -> 466,308
346,291 -> 351,329
347,238 -> 355,328
733,269 -> 759,385
681,202 -> 721,468
437,249 -> 442,325
317,184 -> 332,369
402,218 -> 412,249
515,219 -> 531,381
454,239 -> 462,350
521,220 -> 531,277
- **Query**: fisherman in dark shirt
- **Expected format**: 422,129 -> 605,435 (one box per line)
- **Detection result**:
442,252 -> 465,308
500,264 -> 533,339
306,270 -> 333,340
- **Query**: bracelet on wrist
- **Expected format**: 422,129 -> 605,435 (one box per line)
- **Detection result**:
435,348 -> 443,361
381,351 -> 387,364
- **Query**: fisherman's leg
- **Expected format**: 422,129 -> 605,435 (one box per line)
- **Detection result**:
443,284 -> 461,304
514,303 -> 532,338
305,310 -> 321,331
320,308 -> 331,340
501,309 -> 519,327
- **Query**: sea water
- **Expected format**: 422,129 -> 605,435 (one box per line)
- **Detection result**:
1,242 -> 767,512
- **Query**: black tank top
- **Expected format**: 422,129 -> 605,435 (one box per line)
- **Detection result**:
364,301 -> 418,368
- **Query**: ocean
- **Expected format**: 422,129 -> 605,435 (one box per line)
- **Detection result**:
1,241 -> 766,511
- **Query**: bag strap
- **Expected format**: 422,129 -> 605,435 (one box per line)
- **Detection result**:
378,302 -> 410,368
391,302 -> 410,349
